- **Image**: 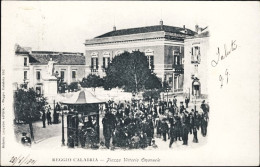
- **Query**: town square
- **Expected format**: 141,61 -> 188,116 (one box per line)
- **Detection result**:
11,2 -> 210,151
2,1 -> 260,166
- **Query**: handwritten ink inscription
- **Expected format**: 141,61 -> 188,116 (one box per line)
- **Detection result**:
9,155 -> 36,166
211,40 -> 237,67
219,69 -> 229,88
211,40 -> 237,88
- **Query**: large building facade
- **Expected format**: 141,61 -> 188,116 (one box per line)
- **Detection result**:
13,45 -> 86,95
85,21 -> 196,92
183,27 -> 209,98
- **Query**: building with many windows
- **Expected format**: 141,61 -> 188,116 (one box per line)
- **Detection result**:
85,21 -> 196,92
13,45 -> 85,95
183,26 -> 209,98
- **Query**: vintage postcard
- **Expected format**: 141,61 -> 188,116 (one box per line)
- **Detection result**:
1,1 -> 259,166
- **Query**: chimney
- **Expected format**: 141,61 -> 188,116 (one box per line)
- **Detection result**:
183,25 -> 187,33
113,25 -> 116,31
195,25 -> 199,33
198,28 -> 202,34
160,19 -> 163,26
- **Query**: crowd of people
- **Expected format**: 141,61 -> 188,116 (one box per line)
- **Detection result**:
22,94 -> 209,149
101,96 -> 210,150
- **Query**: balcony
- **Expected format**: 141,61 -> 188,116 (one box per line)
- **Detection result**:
90,67 -> 98,72
191,60 -> 200,64
164,64 -> 184,70
164,64 -> 173,70
174,88 -> 183,93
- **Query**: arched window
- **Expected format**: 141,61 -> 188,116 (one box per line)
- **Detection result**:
91,52 -> 98,71
145,49 -> 154,70
103,52 -> 111,69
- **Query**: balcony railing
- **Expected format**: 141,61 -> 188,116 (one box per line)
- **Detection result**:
174,88 -> 183,92
191,60 -> 200,64
90,69 -> 98,72
164,64 -> 173,70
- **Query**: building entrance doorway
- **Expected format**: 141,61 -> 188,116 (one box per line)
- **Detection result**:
192,78 -> 201,97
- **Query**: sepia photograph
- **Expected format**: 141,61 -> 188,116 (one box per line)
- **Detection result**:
1,1 -> 259,166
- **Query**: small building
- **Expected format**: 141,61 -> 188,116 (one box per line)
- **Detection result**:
183,26 -> 209,99
84,21 -> 196,92
13,44 -> 31,90
13,45 -> 86,95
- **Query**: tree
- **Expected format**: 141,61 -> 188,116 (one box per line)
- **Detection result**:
162,80 -> 170,91
143,89 -> 161,102
68,82 -> 79,92
145,73 -> 162,90
104,51 -> 155,93
81,74 -> 104,93
14,88 -> 47,142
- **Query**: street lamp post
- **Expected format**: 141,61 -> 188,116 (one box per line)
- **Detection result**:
194,94 -> 197,112
61,106 -> 65,146
166,87 -> 170,107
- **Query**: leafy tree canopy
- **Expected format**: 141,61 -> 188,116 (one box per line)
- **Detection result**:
81,74 -> 104,88
145,73 -> 162,90
14,88 -> 47,123
68,82 -> 80,92
143,89 -> 161,102
104,51 -> 161,92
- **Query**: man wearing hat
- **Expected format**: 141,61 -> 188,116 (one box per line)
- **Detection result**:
179,102 -> 185,113
173,96 -> 177,107
47,105 -> 52,125
185,97 -> 190,108
182,123 -> 189,145
42,109 -> 46,128
169,124 -> 177,148
161,119 -> 169,141
21,132 -> 31,146
200,100 -> 207,113
175,116 -> 182,141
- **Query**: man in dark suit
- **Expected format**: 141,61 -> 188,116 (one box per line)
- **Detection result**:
161,119 -> 169,141
182,123 -> 189,145
173,96 -> 177,107
54,102 -> 61,124
169,124 -> 176,148
200,100 -> 207,113
185,97 -> 190,108
47,107 -> 52,125
201,113 -> 208,137
42,110 -> 46,128
180,102 -> 185,113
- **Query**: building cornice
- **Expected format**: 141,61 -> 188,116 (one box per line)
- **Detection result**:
85,39 -> 184,51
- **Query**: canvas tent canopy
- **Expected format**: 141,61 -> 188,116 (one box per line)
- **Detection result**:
59,90 -> 106,105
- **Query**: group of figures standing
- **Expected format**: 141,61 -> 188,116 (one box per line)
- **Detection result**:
102,96 -> 210,150
41,104 -> 61,128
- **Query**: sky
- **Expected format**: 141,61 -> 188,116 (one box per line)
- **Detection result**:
4,1 -> 212,53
